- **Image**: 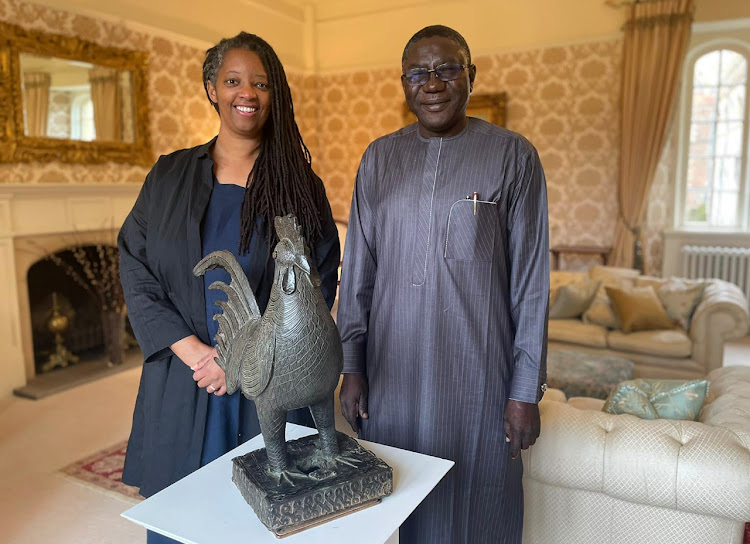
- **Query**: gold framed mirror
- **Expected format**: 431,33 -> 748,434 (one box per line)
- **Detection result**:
0,22 -> 152,165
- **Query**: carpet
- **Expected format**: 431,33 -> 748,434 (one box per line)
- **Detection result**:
60,441 -> 142,503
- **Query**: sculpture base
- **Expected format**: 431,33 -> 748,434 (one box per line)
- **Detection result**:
232,432 -> 393,538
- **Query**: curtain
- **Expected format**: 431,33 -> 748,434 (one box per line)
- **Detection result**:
610,0 -> 694,270
23,72 -> 51,137
89,67 -> 121,141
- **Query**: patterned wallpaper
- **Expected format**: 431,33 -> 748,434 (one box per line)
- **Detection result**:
46,91 -> 71,139
313,39 -> 625,255
1,0 -> 669,273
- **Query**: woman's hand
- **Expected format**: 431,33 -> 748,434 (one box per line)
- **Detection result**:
191,349 -> 227,396
170,335 -> 226,395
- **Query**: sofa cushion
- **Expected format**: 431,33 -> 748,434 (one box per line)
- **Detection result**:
549,280 -> 600,319
548,319 -> 608,348
602,378 -> 709,420
658,280 -> 706,330
582,295 -> 620,329
606,329 -> 692,358
589,265 -> 640,292
550,270 -> 588,305
583,266 -> 640,330
606,285 -> 674,333
635,275 -> 668,290
567,397 -> 605,411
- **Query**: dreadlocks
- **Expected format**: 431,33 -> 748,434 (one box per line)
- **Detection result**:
203,32 -> 325,254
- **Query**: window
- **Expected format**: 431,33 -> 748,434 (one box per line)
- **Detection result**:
677,45 -> 749,230
70,92 -> 96,141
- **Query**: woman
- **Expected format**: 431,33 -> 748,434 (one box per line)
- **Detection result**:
118,32 -> 339,543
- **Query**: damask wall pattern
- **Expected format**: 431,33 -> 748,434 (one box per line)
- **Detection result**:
312,39 -> 625,254
46,91 -> 71,139
0,0 -> 219,184
1,0 -> 668,272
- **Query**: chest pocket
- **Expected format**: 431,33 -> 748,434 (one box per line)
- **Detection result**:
444,199 -> 497,262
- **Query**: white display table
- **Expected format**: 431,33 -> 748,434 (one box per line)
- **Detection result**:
122,423 -> 454,544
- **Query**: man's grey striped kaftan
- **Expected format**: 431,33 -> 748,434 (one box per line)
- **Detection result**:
337,118 -> 549,544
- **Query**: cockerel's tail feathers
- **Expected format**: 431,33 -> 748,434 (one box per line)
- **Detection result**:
193,250 -> 261,320
193,250 -> 263,394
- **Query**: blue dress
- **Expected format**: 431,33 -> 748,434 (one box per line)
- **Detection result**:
148,178 -> 261,544
199,178 -> 262,464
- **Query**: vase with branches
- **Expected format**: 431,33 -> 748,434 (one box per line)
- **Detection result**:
42,243 -> 127,366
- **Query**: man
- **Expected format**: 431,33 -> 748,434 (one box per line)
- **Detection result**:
337,25 -> 549,543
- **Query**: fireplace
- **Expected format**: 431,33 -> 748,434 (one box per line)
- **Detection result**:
27,244 -> 132,375
0,184 -> 141,398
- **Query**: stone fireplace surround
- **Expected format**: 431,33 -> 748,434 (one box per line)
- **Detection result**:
0,184 -> 140,398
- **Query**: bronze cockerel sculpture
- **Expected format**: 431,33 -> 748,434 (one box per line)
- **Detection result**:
193,214 -> 343,483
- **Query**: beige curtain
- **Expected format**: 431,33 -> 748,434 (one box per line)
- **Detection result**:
611,0 -> 694,270
89,67 -> 121,141
23,72 -> 51,137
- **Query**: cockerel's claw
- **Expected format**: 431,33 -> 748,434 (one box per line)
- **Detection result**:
267,468 -> 311,487
335,453 -> 361,468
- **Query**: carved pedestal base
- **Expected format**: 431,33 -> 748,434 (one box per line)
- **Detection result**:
232,432 -> 393,538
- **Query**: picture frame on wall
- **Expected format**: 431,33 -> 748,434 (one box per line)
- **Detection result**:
403,91 -> 507,127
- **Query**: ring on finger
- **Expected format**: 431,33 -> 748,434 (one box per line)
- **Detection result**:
208,385 -> 216,392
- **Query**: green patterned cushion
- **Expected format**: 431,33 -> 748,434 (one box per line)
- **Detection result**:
602,379 -> 709,420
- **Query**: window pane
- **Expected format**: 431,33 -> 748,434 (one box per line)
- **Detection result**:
689,140 -> 710,156
718,84 -> 746,121
714,157 -> 740,191
694,51 -> 720,86
687,157 -> 712,189
689,121 -> 713,143
715,121 -> 743,156
692,87 -> 718,122
720,50 -> 747,86
685,188 -> 708,222
711,191 -> 738,226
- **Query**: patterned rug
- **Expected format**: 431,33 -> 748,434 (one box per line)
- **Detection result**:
60,441 -> 142,503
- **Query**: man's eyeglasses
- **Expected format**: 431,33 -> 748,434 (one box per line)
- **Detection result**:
401,63 -> 467,87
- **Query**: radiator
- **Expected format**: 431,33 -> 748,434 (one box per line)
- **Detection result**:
680,245 -> 750,300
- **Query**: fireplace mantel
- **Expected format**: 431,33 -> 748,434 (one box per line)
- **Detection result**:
0,183 -> 141,398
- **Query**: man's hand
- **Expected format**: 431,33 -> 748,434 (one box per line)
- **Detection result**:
503,400 -> 541,459
339,373 -> 369,433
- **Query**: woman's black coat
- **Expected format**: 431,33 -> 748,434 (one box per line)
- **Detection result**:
118,139 -> 340,497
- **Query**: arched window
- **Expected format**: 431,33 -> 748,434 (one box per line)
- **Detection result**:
677,45 -> 749,230
70,93 -> 96,141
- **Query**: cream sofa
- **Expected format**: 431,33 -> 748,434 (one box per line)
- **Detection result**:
522,366 -> 750,544
549,267 -> 750,379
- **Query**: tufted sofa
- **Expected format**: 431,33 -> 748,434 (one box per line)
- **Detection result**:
521,366 -> 750,544
549,266 -> 750,379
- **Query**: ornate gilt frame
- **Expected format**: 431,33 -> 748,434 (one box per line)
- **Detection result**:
403,91 -> 508,127
0,21 -> 152,165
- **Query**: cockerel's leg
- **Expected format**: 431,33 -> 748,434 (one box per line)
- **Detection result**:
258,408 -> 289,474
309,394 -> 339,458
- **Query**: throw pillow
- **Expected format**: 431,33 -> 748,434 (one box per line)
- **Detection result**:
606,285 -> 674,333
602,379 -> 709,420
635,276 -> 668,291
589,265 -> 639,296
657,279 -> 706,330
550,270 -> 588,306
549,280 -> 601,319
582,295 -> 621,329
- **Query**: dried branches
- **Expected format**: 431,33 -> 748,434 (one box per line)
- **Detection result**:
34,242 -> 124,313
